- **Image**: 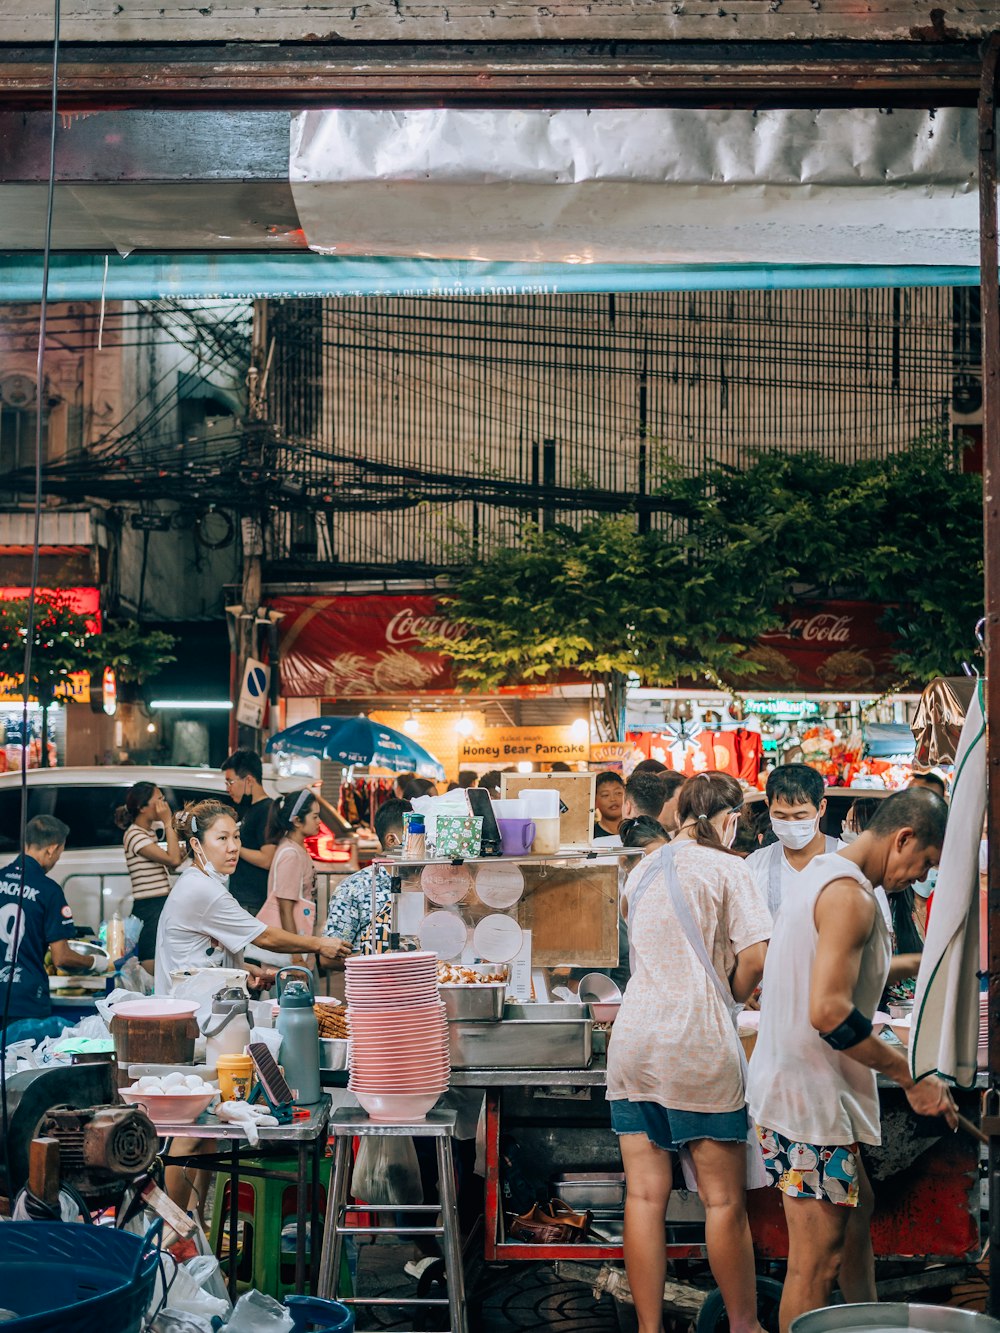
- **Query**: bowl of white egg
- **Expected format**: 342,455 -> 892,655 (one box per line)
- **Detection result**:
120,1072 -> 218,1125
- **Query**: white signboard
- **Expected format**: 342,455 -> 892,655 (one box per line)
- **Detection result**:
237,658 -> 270,728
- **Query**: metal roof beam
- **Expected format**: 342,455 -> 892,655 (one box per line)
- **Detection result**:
0,40 -> 983,112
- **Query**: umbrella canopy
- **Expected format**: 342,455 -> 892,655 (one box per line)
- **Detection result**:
266,715 -> 446,781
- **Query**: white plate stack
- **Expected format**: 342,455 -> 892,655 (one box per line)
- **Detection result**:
345,950 -> 450,1123
979,991 -> 989,1070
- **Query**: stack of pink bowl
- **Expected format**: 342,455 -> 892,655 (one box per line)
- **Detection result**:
346,951 -> 450,1122
979,990 -> 988,1070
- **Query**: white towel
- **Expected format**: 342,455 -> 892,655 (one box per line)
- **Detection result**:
909,680 -> 985,1088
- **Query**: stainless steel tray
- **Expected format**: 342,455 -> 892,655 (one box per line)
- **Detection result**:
448,1014 -> 592,1069
551,1172 -> 626,1210
439,984 -> 506,1022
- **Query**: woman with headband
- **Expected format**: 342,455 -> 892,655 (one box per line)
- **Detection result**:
252,790 -> 322,968
153,798 -> 349,996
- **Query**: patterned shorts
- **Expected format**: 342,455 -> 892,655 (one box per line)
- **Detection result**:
756,1126 -> 860,1208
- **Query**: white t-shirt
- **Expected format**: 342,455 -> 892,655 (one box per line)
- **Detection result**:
746,836 -> 839,919
154,863 -> 266,995
606,842 -> 772,1114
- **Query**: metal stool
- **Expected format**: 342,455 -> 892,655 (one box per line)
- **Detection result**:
317,1106 -> 468,1333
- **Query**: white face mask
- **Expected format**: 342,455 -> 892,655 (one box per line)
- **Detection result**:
838,828 -> 860,847
771,815 -> 819,851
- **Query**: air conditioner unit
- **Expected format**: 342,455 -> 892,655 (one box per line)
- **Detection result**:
0,373 -> 38,410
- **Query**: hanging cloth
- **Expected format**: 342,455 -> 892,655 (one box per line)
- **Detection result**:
909,679 -> 985,1088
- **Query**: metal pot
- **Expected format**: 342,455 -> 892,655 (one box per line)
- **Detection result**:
791,1306 -> 1000,1333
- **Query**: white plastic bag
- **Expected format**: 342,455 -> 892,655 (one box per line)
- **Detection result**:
226,1290 -> 294,1333
353,1134 -> 423,1204
151,1312 -> 214,1333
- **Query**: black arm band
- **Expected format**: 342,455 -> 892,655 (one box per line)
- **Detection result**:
820,1008 -> 873,1051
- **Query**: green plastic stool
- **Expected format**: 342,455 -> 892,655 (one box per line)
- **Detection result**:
210,1153 -> 352,1300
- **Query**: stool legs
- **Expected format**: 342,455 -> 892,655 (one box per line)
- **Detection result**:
436,1135 -> 469,1333
318,1135 -> 353,1299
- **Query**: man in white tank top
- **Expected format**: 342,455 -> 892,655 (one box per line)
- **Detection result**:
746,788 -> 957,1333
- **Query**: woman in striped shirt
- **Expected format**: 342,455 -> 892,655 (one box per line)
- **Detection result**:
115,782 -> 184,972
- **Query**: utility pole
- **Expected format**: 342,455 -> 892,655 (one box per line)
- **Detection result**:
229,299 -> 269,753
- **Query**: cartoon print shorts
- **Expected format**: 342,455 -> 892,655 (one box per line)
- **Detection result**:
756,1126 -> 860,1207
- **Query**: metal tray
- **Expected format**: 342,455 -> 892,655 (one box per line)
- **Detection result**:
448,1014 -> 592,1069
551,1172 -> 626,1210
439,984 -> 506,1022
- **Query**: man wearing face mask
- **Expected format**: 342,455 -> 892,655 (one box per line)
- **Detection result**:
221,749 -> 276,915
748,787 -> 956,1333
747,765 -> 838,920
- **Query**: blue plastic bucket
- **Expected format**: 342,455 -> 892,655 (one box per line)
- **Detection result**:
0,1221 -> 161,1333
285,1295 -> 355,1331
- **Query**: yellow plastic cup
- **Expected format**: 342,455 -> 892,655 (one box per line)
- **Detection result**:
216,1053 -> 253,1102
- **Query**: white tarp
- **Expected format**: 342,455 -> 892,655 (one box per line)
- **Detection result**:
289,107 -> 979,266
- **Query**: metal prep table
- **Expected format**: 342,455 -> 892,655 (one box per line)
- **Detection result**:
451,1059 -> 984,1280
157,1094 -> 332,1298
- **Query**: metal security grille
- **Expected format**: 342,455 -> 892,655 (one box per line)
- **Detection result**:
265,287 -> 958,573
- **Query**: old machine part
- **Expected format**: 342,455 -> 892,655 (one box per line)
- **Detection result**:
0,1064 -> 157,1205
38,1105 -> 158,1202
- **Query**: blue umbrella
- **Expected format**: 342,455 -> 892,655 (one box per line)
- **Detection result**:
266,715 -> 446,781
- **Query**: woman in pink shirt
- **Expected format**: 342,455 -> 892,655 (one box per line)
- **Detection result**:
255,790 -> 320,966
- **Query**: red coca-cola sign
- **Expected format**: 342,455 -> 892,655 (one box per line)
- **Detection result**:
270,594 -> 460,697
750,600 -> 897,691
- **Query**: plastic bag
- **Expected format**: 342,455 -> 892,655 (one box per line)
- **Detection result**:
353,1134 -> 422,1205
185,1218 -> 231,1305
117,956 -> 154,995
151,1312 -> 214,1333
226,1290 -> 294,1333
164,1260 -> 229,1321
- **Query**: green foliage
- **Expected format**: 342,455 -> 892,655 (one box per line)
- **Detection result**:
0,594 -> 93,702
429,437 -> 984,721
86,619 -> 178,687
685,437 -> 983,683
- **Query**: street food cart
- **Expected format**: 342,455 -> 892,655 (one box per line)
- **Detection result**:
372,843 -> 985,1330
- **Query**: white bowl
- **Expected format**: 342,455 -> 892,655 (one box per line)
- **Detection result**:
120,1088 -> 216,1125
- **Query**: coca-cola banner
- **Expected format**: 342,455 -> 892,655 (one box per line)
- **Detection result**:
741,600 -> 897,692
269,595 -> 463,697
270,594 -> 898,699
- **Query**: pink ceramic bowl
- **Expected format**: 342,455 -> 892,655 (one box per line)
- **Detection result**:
354,1091 -> 445,1121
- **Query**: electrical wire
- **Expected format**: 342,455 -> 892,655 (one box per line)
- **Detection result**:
0,0 -> 60,1201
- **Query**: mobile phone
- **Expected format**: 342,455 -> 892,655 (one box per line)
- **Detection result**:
467,787 -> 503,857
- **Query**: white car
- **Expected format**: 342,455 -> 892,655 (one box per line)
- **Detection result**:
0,765 -> 361,932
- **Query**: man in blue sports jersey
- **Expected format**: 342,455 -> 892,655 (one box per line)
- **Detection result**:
0,814 -> 93,1043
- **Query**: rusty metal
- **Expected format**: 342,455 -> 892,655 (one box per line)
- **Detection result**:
38,1105 -> 157,1201
0,41 -> 981,112
979,28 -> 1000,1320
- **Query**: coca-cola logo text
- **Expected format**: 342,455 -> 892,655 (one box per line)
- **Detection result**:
761,613 -> 854,646
385,608 -> 466,647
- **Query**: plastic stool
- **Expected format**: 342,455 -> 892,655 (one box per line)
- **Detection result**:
317,1107 -> 468,1333
209,1153 -> 350,1299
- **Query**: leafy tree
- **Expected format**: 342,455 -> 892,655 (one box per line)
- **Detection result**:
429,437 -> 983,733
85,619 -> 178,696
0,594 -> 94,767
429,515 -> 782,739
688,437 -> 983,684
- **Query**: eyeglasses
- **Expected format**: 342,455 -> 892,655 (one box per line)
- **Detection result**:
224,776 -> 241,788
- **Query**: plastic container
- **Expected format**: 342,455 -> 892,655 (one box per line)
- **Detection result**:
0,1220 -> 160,1333
286,1294 -> 356,1331
110,999 -> 200,1088
217,1052 -> 254,1101
518,789 -> 561,854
